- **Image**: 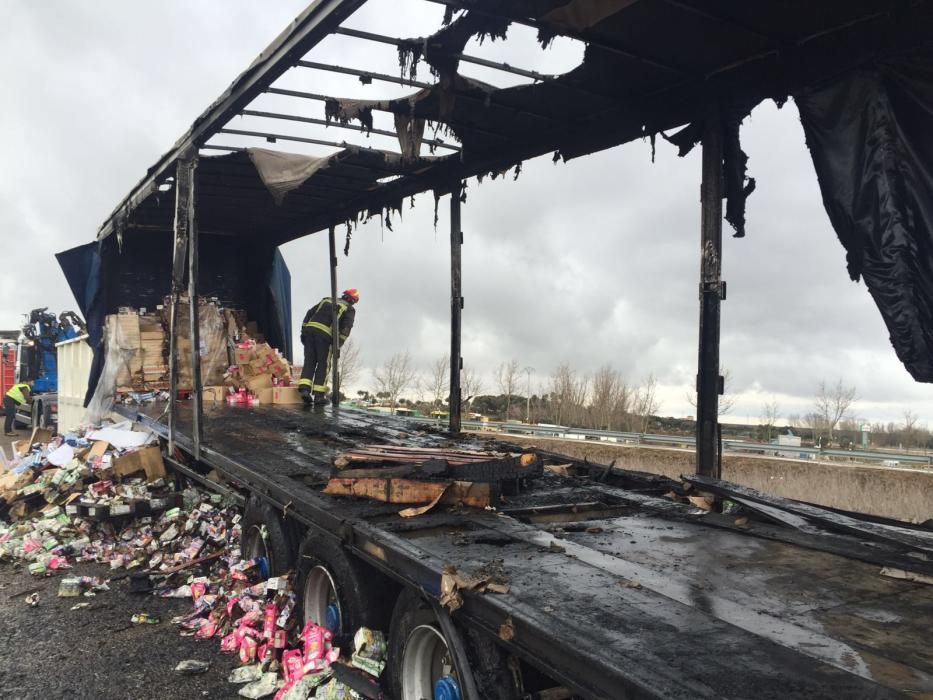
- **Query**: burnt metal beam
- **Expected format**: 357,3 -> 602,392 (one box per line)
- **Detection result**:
168,153 -> 197,455
241,108 -> 460,152
695,104 -> 724,478
297,60 -> 433,89
99,0 -> 367,240
329,226 -> 340,408
266,87 -> 511,142
334,26 -> 555,82
449,183 -> 463,434
217,127 -> 401,155
187,163 -> 203,460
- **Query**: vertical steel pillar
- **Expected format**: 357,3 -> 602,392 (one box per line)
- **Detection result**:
187,161 -> 203,459
696,105 -> 724,478
168,150 -> 197,456
449,183 -> 463,434
329,226 -> 340,407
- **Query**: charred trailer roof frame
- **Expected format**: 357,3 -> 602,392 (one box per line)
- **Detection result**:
83,0 -> 933,475
58,1 -> 933,697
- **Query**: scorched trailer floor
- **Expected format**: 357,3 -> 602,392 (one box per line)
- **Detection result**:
116,401 -> 933,700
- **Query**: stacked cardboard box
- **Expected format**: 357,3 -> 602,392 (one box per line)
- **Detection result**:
139,314 -> 167,386
112,311 -> 143,389
225,340 -> 293,404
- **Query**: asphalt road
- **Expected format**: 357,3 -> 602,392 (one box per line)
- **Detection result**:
0,561 -> 239,699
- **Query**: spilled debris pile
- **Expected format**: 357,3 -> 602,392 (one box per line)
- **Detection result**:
1,427 -> 389,698
323,444 -> 543,516
0,422 -> 171,524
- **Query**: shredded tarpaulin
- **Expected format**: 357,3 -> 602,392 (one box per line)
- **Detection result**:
247,148 -> 332,205
394,113 -> 426,160
664,98 -> 758,239
796,45 -> 933,383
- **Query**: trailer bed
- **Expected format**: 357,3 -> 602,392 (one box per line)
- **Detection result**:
121,402 -> 933,699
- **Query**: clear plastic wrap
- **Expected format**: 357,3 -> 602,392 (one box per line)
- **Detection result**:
83,314 -> 139,424
168,296 -> 231,389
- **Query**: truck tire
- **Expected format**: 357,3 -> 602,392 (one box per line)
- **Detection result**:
386,587 -> 523,700
297,532 -> 395,638
241,496 -> 296,577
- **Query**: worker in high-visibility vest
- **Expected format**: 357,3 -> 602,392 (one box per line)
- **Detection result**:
298,288 -> 358,405
4,382 -> 31,436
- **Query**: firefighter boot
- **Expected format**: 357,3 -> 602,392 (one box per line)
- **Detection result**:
298,385 -> 312,406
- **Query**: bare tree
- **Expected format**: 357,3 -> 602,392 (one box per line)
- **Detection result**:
814,379 -> 857,444
902,408 -> 919,452
686,367 -> 735,415
632,374 -> 660,433
549,363 -> 588,426
373,351 -> 418,411
590,364 -> 629,431
461,367 -> 483,411
760,397 -> 780,443
427,354 -> 449,407
495,359 -> 521,420
338,338 -> 361,390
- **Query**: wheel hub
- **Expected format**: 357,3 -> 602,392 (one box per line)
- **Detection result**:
303,565 -> 342,633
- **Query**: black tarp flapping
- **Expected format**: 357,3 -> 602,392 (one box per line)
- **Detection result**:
797,45 -> 933,383
56,232 -> 292,405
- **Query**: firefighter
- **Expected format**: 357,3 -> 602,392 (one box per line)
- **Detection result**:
4,382 -> 31,436
298,288 -> 358,405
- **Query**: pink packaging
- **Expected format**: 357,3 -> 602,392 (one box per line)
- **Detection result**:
195,619 -> 217,639
301,622 -> 327,661
263,602 -> 278,641
220,632 -> 239,653
239,636 -> 257,664
274,629 -> 287,649
282,649 -> 305,683
190,581 -> 206,600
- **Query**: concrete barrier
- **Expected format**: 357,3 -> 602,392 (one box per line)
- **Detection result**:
496,435 -> 933,524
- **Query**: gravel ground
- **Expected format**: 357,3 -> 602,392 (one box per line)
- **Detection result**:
0,560 -> 240,699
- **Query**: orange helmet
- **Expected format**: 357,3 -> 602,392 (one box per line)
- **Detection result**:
342,288 -> 360,303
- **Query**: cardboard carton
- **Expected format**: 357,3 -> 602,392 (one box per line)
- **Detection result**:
29,427 -> 54,447
112,446 -> 166,482
246,373 -> 273,393
255,388 -> 274,405
273,386 -> 304,405
202,386 -> 228,402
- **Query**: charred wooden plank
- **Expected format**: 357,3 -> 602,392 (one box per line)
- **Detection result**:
322,477 -> 491,508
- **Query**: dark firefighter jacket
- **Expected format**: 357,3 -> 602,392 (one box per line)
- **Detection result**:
301,297 -> 355,345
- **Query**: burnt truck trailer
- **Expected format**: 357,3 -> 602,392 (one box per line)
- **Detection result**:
56,1 -> 933,698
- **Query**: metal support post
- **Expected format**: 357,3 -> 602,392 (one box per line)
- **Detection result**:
696,105 -> 724,478
329,226 -> 340,407
187,161 -> 202,459
168,151 -> 197,456
449,184 -> 463,434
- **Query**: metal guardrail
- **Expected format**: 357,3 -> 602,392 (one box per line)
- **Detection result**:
393,414 -> 933,467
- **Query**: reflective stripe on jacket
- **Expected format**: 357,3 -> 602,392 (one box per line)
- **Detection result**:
301,297 -> 355,343
5,383 -> 30,405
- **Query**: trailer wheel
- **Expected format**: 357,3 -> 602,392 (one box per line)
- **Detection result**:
387,587 -> 523,700
297,533 -> 394,637
241,497 -> 295,577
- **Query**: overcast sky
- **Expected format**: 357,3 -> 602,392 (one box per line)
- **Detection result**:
2,0 -> 929,427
